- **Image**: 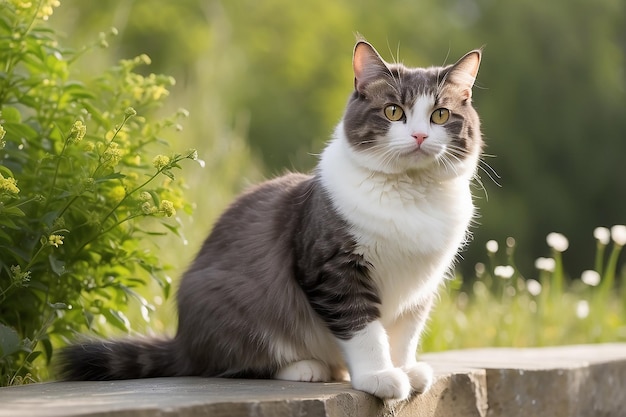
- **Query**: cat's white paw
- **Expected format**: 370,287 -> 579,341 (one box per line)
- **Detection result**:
351,368 -> 411,401
403,361 -> 434,394
275,360 -> 331,382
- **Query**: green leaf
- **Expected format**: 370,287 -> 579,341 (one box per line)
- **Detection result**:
3,122 -> 38,141
41,338 -> 53,364
0,228 -> 14,243
161,169 -> 175,180
0,107 -> 22,123
48,255 -> 66,276
0,245 -> 30,262
102,308 -> 130,333
160,222 -> 181,237
0,215 -> 19,229
62,81 -> 96,100
24,350 -> 42,362
94,172 -> 126,183
1,206 -> 26,217
0,324 -> 21,358
82,102 -> 110,129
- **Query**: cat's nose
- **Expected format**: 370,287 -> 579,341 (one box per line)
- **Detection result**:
412,133 -> 428,146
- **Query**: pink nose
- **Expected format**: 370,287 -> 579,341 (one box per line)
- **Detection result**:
412,133 -> 428,146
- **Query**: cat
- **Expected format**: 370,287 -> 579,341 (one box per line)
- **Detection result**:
58,39 -> 483,402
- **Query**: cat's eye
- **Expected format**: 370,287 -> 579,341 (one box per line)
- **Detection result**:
431,108 -> 451,125
384,104 -> 404,121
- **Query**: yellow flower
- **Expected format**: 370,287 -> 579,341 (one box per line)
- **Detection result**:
108,185 -> 126,202
102,142 -> 123,167
136,54 -> 151,66
150,85 -> 168,101
132,86 -> 144,101
69,120 -> 86,143
159,200 -> 176,217
83,141 -> 95,152
48,234 -> 64,248
152,155 -> 170,170
141,201 -> 157,215
0,174 -> 20,194
18,0 -> 62,21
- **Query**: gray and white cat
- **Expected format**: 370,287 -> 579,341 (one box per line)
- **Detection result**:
59,40 -> 483,401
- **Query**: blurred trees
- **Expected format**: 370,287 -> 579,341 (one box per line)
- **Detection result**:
51,0 -> 625,276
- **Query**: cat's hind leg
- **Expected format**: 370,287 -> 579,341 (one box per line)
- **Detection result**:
274,359 -> 332,382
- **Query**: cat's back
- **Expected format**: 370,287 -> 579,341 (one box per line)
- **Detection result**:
183,172 -> 313,277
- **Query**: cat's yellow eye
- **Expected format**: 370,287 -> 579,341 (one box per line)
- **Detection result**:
384,104 -> 404,121
431,108 -> 451,125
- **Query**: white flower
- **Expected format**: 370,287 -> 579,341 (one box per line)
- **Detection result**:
581,270 -> 601,287
547,232 -> 569,252
610,225 -> 626,246
494,265 -> 515,279
534,257 -> 556,272
526,279 -> 542,296
486,240 -> 499,253
593,227 -> 610,245
576,300 -> 590,319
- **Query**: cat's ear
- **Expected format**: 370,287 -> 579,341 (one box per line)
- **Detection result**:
353,41 -> 389,93
447,49 -> 482,100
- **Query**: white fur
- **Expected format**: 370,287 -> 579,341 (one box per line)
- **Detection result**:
275,359 -> 331,382
319,123 -> 475,323
318,99 -> 478,399
271,322 -> 345,381
337,321 -> 411,400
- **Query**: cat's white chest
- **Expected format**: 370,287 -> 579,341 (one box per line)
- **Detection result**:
319,135 -> 474,322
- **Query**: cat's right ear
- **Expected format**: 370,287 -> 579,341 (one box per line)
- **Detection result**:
353,41 -> 389,93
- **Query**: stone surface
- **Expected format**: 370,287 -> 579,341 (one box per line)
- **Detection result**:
427,344 -> 626,417
0,344 -> 624,417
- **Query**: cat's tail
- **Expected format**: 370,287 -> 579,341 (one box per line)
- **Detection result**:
57,337 -> 184,381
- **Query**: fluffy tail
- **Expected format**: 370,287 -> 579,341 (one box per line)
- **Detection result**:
57,338 -> 182,381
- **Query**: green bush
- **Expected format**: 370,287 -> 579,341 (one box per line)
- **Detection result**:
0,0 -> 197,385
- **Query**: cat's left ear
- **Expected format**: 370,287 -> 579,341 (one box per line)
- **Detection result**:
353,41 -> 390,93
447,49 -> 482,100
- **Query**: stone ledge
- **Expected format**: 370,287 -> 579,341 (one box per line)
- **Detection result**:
0,344 -> 624,417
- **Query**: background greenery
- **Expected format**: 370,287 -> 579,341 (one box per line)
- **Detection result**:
52,0 -> 626,277
1,0 -> 624,384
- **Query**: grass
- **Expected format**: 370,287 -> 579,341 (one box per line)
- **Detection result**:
423,226 -> 626,352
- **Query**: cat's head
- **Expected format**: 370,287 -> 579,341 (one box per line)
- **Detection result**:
342,40 -> 483,180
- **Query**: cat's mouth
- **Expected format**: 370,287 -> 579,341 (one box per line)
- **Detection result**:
403,143 -> 439,159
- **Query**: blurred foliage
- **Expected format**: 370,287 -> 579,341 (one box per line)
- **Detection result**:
0,0 -> 201,385
51,0 -> 625,278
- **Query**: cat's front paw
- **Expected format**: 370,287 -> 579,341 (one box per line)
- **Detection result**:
351,368 -> 411,401
403,361 -> 434,394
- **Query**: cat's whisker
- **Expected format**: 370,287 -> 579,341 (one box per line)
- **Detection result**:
478,157 -> 501,180
476,161 -> 502,187
472,172 -> 490,201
